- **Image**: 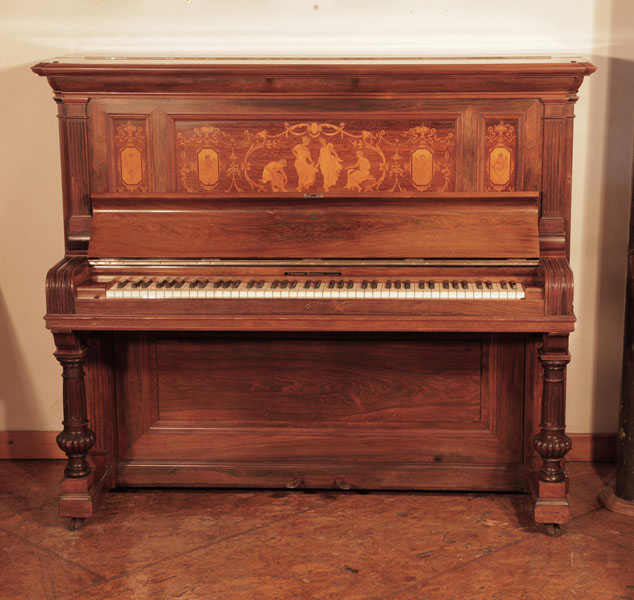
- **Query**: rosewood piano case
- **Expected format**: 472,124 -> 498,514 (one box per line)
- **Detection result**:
33,56 -> 595,530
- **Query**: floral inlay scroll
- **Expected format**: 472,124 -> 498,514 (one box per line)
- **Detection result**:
176,119 -> 456,194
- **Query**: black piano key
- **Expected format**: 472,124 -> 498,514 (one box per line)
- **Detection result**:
304,280 -> 312,289
461,281 -> 469,289
371,280 -> 378,289
222,280 -> 232,288
418,281 -> 425,289
510,281 -> 518,289
271,280 -> 279,289
404,280 -> 411,289
231,280 -> 241,289
328,280 -> 336,289
385,281 -> 392,289
337,280 -> 344,289
443,281 -> 450,290
394,281 -> 401,289
256,280 -> 265,288
132,279 -> 144,288
213,280 -> 223,288
189,280 -> 200,288
347,280 -> 354,289
199,280 -> 209,288
175,280 -> 186,288
452,281 -> 459,290
117,279 -> 129,288
246,280 -> 255,289
157,280 -> 168,289
361,280 -> 368,289
141,280 -> 153,288
486,281 -> 493,290
500,281 -> 508,289
166,280 -> 177,288
290,281 -> 298,289
280,280 -> 288,289
428,281 -> 435,289
476,281 -> 483,289
314,280 -> 322,289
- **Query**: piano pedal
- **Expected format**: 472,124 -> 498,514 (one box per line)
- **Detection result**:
333,476 -> 352,490
285,476 -> 305,489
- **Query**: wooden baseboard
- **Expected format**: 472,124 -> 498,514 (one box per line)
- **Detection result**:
567,433 -> 617,462
0,431 -> 617,462
0,431 -> 63,459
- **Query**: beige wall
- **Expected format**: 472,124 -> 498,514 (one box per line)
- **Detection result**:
0,0 -> 631,433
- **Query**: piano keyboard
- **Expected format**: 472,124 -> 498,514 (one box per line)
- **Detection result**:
105,279 -> 526,300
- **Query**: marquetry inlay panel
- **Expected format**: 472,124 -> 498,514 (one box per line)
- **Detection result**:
174,119 -> 456,194
484,119 -> 518,192
113,119 -> 149,192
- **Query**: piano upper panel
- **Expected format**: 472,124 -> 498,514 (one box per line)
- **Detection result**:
31,58 -> 594,254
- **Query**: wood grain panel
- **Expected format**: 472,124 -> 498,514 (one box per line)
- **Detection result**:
89,194 -> 540,259
114,332 -> 524,487
155,337 -> 484,425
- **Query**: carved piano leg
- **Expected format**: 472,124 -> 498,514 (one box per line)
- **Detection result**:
53,332 -> 109,522
533,333 -> 572,530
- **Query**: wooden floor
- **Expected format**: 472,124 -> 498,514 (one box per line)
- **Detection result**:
0,461 -> 631,599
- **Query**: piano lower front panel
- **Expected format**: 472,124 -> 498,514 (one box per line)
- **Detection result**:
108,332 -> 527,491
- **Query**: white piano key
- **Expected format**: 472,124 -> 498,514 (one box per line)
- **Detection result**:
505,282 -> 517,300
515,283 -> 524,299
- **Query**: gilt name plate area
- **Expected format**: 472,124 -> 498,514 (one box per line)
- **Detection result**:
175,119 -> 457,194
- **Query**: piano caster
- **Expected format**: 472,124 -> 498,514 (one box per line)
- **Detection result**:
68,517 -> 85,531
543,523 -> 562,537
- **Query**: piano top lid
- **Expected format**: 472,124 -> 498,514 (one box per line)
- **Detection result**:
31,54 -> 596,96
36,53 -> 591,66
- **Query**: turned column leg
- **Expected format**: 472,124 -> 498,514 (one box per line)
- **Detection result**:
53,332 -> 96,478
533,333 -> 572,528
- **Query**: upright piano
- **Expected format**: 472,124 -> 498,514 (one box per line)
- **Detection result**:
33,56 -> 595,531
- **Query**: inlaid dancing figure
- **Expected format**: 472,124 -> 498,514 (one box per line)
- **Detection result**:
316,137 -> 342,192
292,136 -> 317,192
